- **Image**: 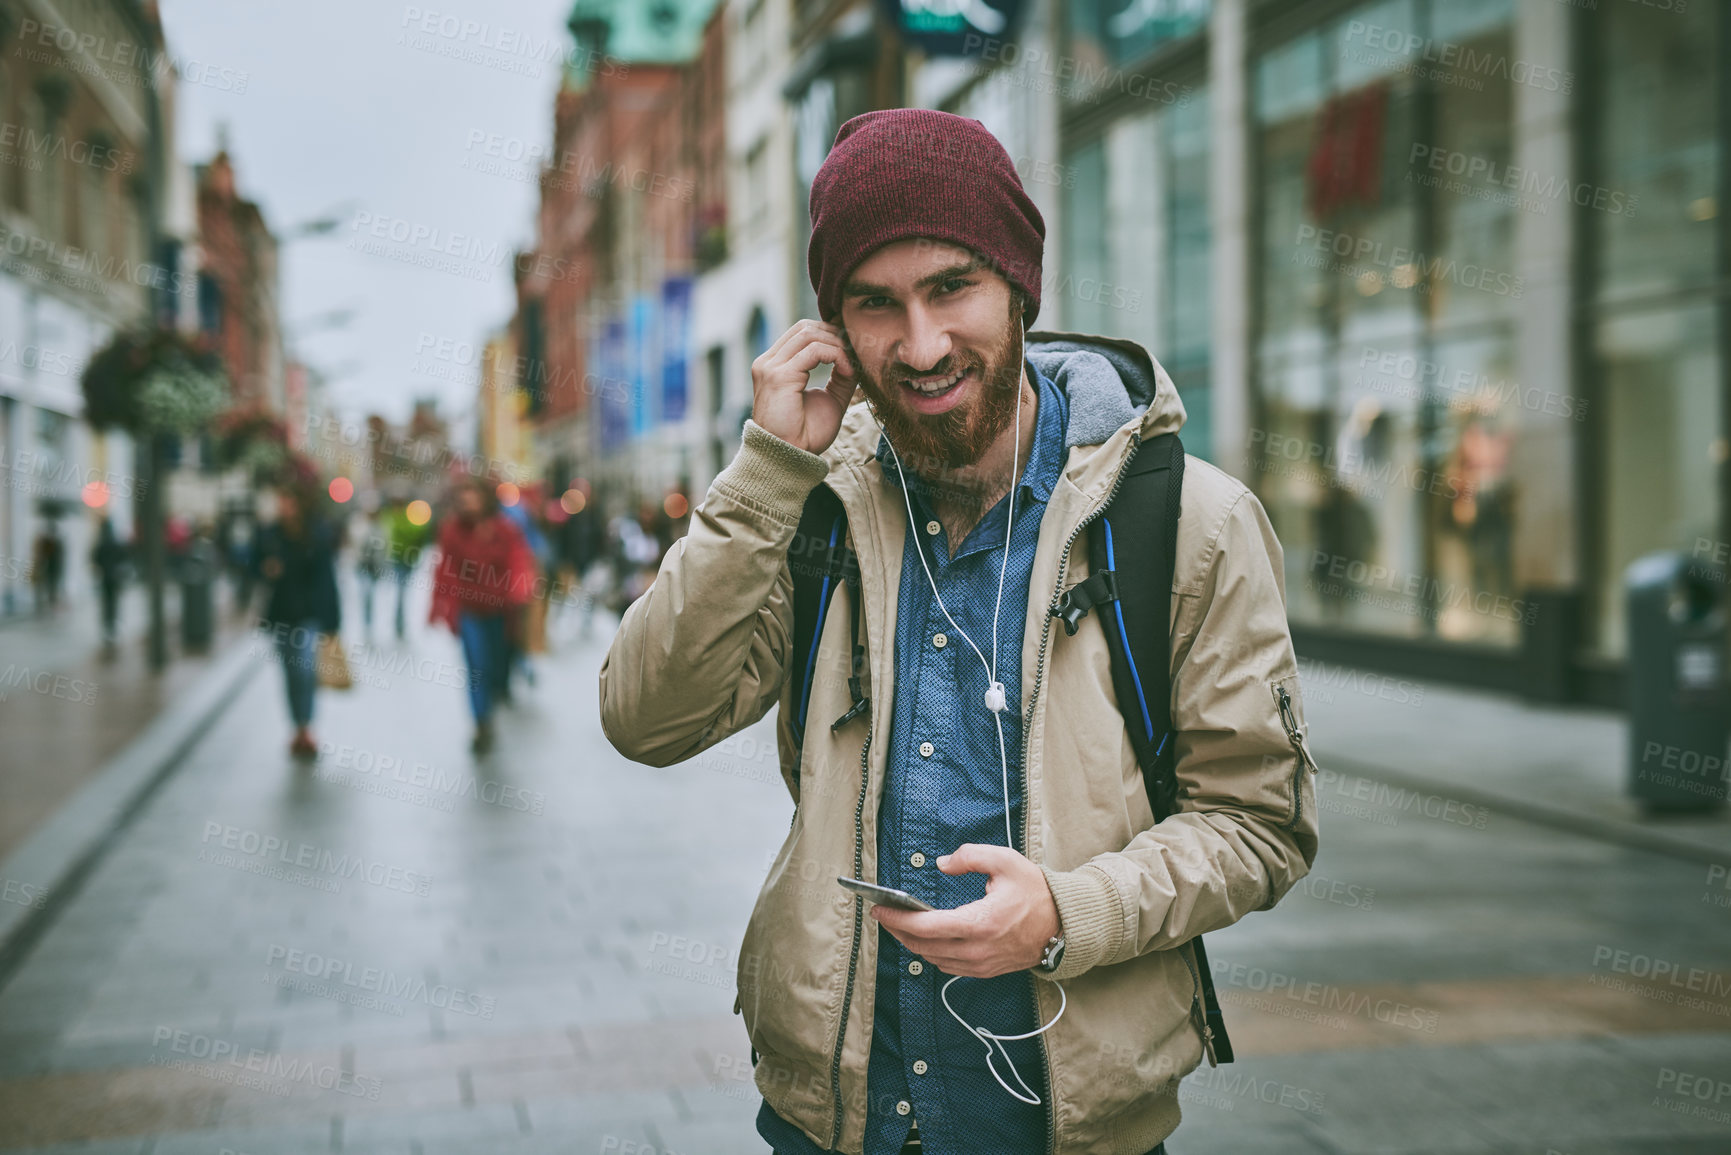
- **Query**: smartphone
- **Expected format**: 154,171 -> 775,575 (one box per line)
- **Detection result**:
836,877 -> 934,912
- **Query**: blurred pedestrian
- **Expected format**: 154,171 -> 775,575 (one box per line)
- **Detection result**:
253,487 -> 341,760
499,486 -> 550,693
428,478 -> 533,754
31,524 -> 64,613
355,510 -> 388,637
384,500 -> 430,638
90,517 -> 128,650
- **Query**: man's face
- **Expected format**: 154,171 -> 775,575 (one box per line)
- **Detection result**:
838,239 -> 1024,472
456,487 -> 484,521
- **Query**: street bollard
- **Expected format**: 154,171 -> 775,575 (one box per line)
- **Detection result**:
1625,551 -> 1730,813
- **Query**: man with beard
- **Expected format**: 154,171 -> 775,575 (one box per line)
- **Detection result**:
601,109 -> 1318,1155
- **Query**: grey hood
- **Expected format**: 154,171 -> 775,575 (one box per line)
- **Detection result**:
1026,329 -> 1188,449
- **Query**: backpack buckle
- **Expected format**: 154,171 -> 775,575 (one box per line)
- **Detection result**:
1052,570 -> 1119,636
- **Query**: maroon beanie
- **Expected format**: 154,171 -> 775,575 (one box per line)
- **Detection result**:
807,109 -> 1046,325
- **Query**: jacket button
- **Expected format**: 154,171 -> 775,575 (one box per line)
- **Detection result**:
919,741 -> 934,758
925,520 -> 941,536
909,852 -> 925,868
912,1059 -> 928,1075
908,960 -> 923,975
932,632 -> 947,649
895,1100 -> 911,1116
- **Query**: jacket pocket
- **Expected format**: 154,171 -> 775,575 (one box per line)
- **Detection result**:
1270,675 -> 1319,830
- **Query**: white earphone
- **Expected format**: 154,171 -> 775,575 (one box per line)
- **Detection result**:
874,368 -> 1067,1106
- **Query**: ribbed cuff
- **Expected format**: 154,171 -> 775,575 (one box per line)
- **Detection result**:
710,420 -> 831,527
1037,864 -> 1125,982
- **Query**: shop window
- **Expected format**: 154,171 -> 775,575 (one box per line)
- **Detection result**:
1060,88 -> 1212,458
1253,0 -> 1529,647
1066,0 -> 1210,97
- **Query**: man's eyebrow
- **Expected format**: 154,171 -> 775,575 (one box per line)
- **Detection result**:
841,259 -> 985,301
842,277 -> 894,299
914,259 -> 984,290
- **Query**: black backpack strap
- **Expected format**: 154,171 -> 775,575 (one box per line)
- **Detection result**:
1053,433 -> 1236,1064
787,486 -> 865,786
1083,433 -> 1184,807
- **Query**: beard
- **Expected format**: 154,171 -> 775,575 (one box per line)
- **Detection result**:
854,300 -> 1025,473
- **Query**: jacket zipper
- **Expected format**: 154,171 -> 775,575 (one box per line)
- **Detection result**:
1020,431 -> 1145,1155
828,710 -> 874,1149
1179,941 -> 1217,1067
1274,683 -> 1318,831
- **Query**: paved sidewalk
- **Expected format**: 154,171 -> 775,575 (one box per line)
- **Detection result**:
0,582 -> 254,863
1296,655 -> 1731,863
0,603 -> 1726,1153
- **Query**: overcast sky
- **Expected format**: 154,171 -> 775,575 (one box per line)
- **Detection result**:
158,0 -> 574,428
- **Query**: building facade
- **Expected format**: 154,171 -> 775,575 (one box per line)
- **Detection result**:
1031,0 -> 1726,706
0,0 -> 183,614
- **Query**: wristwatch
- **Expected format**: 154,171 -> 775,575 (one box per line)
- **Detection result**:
1038,934 -> 1066,974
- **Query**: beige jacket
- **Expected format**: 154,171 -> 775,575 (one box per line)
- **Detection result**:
600,332 -> 1320,1154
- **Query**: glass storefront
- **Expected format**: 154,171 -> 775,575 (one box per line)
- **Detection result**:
1059,88 -> 1213,459
1253,0 -> 1531,647
1589,0 -> 1723,658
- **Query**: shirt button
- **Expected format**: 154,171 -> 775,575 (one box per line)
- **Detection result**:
896,1100 -> 911,1116
912,1059 -> 929,1075
924,520 -> 941,536
908,960 -> 923,975
932,632 -> 947,649
919,741 -> 934,758
909,852 -> 925,868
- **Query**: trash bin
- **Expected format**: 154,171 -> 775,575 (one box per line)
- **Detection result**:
1626,551 -> 1730,813
179,539 -> 216,652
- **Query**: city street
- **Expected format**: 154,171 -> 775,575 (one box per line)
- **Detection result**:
0,600 -> 1727,1155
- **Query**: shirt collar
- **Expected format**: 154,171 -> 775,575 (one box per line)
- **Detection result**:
874,359 -> 1069,504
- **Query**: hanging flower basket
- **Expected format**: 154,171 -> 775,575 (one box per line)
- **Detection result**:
214,404 -> 291,477
81,328 -> 231,434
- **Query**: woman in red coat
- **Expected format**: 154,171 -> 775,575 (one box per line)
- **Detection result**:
429,478 -> 534,753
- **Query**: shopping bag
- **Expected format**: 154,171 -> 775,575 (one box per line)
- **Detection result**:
317,634 -> 353,690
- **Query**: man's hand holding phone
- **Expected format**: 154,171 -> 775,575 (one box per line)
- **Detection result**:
868,844 -> 1061,979
750,319 -> 858,456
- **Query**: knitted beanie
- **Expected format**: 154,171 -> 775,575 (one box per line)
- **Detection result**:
807,109 -> 1046,325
